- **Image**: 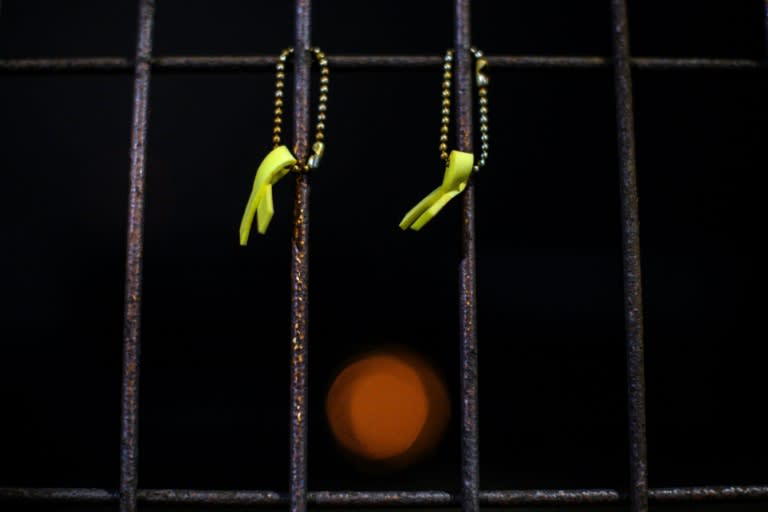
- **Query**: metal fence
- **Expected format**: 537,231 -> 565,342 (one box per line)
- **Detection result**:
1,1 -> 767,512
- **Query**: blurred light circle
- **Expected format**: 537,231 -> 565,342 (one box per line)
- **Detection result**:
326,348 -> 449,466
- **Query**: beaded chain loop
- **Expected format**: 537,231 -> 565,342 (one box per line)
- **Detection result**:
272,47 -> 330,172
439,48 -> 489,173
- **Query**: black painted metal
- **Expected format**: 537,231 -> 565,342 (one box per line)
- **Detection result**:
120,1 -> 155,512
1,1 -> 767,510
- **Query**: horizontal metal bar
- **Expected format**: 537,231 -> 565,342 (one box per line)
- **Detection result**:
0,55 -> 765,72
490,55 -> 608,67
0,57 -> 131,70
142,489 -> 283,505
0,488 -> 116,503
651,486 -> 768,502
2,486 -> 768,506
632,57 -> 764,69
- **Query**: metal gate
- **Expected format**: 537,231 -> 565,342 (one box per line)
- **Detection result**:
1,1 -> 767,511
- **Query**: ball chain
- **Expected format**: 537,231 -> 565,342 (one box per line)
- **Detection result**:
439,48 -> 490,173
272,47 -> 330,172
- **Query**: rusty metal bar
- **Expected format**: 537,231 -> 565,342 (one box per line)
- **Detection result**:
0,488 -> 117,503
454,2 -> 479,512
631,57 -> 763,69
119,1 -> 155,512
289,2 -> 311,512
4,486 -> 768,506
611,1 -> 649,512
0,57 -> 132,71
3,55 -> 768,72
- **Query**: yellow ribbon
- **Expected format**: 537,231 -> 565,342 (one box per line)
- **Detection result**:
239,145 -> 297,244
399,150 -> 474,231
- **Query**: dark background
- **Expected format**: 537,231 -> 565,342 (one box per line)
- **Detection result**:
0,0 -> 766,509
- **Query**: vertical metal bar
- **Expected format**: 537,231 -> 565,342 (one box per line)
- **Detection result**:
454,1 -> 479,512
120,1 -> 155,512
764,0 -> 768,57
610,2 -> 648,512
290,1 -> 311,512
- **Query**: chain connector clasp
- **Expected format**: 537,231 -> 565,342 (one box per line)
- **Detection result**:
307,141 -> 325,169
475,57 -> 489,87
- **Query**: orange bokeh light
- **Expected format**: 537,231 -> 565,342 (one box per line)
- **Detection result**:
325,348 -> 449,467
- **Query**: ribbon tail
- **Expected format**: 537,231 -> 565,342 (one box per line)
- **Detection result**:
400,150 -> 474,231
257,185 -> 275,234
240,186 -> 265,245
239,145 -> 297,244
410,189 -> 462,231
399,186 -> 444,230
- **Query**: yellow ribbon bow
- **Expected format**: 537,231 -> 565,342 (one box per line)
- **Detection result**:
239,145 -> 297,245
399,150 -> 474,231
